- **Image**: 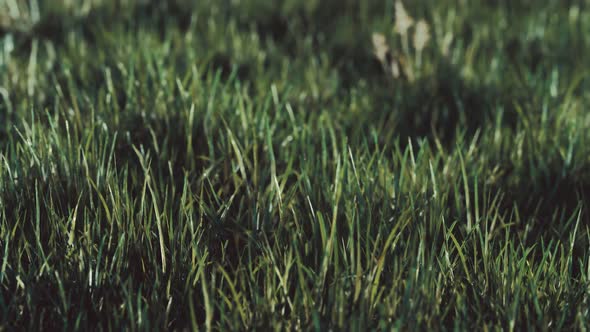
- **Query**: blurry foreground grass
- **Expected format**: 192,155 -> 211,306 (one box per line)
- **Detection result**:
1,0 -> 590,330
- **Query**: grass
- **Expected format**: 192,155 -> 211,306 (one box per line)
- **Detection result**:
1,0 -> 590,330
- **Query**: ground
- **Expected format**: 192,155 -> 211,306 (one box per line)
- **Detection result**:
1,0 -> 590,330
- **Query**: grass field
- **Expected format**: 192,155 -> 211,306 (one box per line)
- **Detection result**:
1,0 -> 590,330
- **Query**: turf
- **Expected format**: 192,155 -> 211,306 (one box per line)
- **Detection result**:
1,0 -> 590,330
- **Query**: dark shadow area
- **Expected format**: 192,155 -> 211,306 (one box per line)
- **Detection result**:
343,60 -> 523,149
0,264 -> 201,330
444,162 -> 590,277
206,53 -> 253,82
501,166 -> 590,246
0,110 -> 12,147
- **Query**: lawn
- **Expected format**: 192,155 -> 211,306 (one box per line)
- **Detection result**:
1,0 -> 589,330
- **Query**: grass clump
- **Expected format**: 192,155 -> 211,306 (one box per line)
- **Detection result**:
1,0 -> 590,330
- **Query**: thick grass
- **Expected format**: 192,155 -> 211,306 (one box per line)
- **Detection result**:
1,0 -> 590,330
